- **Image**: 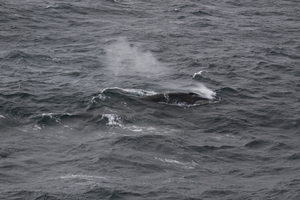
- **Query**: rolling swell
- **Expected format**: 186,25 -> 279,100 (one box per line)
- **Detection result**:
1,0 -> 300,199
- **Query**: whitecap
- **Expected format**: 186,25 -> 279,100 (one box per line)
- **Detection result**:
155,157 -> 196,169
192,70 -> 203,78
59,174 -> 107,181
101,114 -> 123,127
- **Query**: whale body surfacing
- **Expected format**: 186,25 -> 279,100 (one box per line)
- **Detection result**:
142,92 -> 219,105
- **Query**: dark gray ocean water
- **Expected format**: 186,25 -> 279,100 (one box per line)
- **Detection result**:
1,0 -> 300,199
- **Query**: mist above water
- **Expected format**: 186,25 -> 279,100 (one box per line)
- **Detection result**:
105,37 -> 166,78
104,38 -> 217,99
194,83 -> 216,99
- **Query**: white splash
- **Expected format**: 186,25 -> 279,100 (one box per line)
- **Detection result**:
192,70 -> 203,78
194,83 -> 216,99
101,114 -> 123,127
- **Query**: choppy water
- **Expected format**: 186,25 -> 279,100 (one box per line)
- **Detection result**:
1,0 -> 300,199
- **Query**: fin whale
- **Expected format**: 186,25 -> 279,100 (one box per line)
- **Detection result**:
141,92 -> 219,105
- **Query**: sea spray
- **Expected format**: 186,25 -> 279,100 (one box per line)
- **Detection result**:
194,83 -> 216,99
105,37 -> 166,77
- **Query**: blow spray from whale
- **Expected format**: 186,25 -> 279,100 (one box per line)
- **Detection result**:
105,37 -> 167,79
104,38 -> 220,106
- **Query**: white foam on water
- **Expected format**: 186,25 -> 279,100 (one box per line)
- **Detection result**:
59,174 -> 107,180
155,157 -> 196,169
192,70 -> 203,78
101,114 -> 123,127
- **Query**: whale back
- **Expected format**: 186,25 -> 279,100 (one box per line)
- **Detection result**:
142,92 -> 214,105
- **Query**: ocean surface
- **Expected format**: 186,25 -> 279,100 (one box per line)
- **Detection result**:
1,0 -> 300,199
